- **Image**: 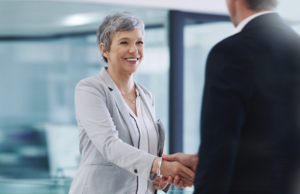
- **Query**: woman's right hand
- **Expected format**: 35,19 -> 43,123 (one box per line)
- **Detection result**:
153,176 -> 168,190
163,175 -> 186,189
152,157 -> 195,187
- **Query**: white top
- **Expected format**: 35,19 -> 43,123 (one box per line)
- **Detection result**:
233,11 -> 276,35
126,89 -> 158,194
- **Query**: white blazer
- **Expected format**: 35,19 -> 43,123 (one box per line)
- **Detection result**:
69,67 -> 168,194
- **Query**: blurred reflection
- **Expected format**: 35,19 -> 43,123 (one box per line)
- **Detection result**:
0,35 -> 103,179
0,26 -> 169,183
0,178 -> 72,194
183,22 -> 234,155
0,126 -> 48,179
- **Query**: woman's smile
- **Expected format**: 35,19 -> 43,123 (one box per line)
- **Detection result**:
124,57 -> 140,64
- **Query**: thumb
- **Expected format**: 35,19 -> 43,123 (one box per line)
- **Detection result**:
162,153 -> 177,161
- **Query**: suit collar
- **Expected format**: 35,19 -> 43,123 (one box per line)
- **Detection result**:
98,67 -> 138,148
233,11 -> 276,35
99,67 -> 116,92
98,67 -> 159,147
241,12 -> 285,33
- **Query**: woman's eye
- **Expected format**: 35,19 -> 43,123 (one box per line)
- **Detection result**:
137,41 -> 144,44
120,42 -> 127,44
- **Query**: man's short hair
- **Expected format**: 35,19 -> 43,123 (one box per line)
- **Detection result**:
244,0 -> 278,11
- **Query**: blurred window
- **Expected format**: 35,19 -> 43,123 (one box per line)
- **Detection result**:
0,26 -> 169,179
183,22 -> 235,154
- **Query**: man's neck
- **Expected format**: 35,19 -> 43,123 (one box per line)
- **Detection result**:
236,8 -> 274,27
232,10 -> 275,35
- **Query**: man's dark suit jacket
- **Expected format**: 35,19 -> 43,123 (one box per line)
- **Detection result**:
194,13 -> 300,194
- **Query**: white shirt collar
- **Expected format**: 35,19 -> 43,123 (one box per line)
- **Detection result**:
233,11 -> 276,35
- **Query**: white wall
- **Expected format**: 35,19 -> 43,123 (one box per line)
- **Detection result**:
54,0 -> 300,22
53,0 -> 229,15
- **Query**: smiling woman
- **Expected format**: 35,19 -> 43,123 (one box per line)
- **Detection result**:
100,29 -> 144,76
68,12 -> 195,194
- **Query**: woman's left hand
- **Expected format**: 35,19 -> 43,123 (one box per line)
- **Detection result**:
153,176 -> 168,190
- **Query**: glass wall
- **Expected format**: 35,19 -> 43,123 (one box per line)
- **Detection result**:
183,22 -> 234,155
0,2 -> 170,193
135,27 -> 170,153
0,29 -> 169,177
5,1 -> 300,193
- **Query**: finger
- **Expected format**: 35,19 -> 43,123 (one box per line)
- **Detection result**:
177,168 -> 194,184
178,179 -> 186,189
174,175 -> 186,189
180,176 -> 194,186
173,175 -> 180,186
179,164 -> 195,182
167,176 -> 174,185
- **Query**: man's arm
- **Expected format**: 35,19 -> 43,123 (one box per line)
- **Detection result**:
163,153 -> 198,172
151,157 -> 195,186
162,153 -> 198,188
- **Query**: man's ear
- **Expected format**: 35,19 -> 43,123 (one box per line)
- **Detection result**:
100,43 -> 109,59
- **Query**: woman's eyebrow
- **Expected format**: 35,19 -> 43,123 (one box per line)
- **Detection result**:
117,37 -> 130,41
117,37 -> 144,41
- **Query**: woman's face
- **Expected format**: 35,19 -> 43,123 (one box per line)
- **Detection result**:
102,29 -> 144,75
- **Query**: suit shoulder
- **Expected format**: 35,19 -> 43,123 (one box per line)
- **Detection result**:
211,34 -> 245,53
208,33 -> 256,65
76,75 -> 107,96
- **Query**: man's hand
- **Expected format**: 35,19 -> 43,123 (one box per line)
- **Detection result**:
162,153 -> 198,172
160,159 -> 194,186
151,157 -> 195,187
162,153 -> 198,187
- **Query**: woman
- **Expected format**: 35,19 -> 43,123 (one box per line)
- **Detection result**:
69,12 -> 194,194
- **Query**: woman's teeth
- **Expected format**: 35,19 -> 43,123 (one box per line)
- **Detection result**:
126,58 -> 138,61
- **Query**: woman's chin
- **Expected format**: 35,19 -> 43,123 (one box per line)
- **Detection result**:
125,65 -> 140,74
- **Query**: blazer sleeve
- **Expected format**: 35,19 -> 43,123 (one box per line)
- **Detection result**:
194,40 -> 253,194
75,80 -> 157,181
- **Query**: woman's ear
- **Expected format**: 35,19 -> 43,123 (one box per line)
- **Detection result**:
100,43 -> 109,59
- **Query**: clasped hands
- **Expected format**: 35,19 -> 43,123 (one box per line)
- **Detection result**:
151,153 -> 198,190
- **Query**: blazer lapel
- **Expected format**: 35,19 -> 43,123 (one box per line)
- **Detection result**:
135,83 -> 159,135
98,67 -> 138,148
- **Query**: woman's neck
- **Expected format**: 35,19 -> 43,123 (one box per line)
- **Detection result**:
106,66 -> 135,95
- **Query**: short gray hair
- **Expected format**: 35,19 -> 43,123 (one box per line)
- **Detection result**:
97,12 -> 145,62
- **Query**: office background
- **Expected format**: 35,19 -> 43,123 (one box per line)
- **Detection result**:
0,0 -> 300,193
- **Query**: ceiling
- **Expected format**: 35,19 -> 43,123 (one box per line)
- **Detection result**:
1,0 -> 299,37
0,1 -> 168,37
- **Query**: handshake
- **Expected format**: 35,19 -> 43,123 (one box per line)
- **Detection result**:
151,153 -> 199,190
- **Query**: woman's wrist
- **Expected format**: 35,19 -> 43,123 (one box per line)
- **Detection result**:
157,157 -> 163,177
151,157 -> 160,173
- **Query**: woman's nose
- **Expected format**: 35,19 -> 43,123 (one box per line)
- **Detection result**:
129,44 -> 138,54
